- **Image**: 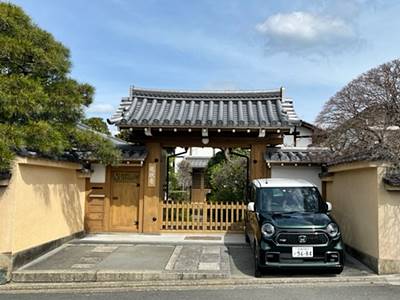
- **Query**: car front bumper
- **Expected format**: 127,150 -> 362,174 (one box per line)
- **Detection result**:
258,237 -> 344,270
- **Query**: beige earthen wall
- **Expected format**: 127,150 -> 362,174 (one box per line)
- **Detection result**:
326,163 -> 380,269
0,161 -> 17,255
0,157 -> 85,255
326,161 -> 400,274
377,166 -> 400,273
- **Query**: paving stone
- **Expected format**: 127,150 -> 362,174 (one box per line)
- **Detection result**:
71,264 -> 95,269
79,257 -> 103,264
200,253 -> 219,263
165,246 -> 183,271
220,246 -> 231,274
198,262 -> 220,271
97,245 -> 174,271
202,246 -> 221,254
91,246 -> 118,253
11,241 -> 374,283
173,246 -> 202,272
22,246 -> 96,270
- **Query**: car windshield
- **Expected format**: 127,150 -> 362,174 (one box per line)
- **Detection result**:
257,187 -> 321,213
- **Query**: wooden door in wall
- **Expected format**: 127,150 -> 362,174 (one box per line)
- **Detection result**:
110,170 -> 140,232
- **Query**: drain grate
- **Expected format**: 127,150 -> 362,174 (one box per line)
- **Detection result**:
184,236 -> 221,241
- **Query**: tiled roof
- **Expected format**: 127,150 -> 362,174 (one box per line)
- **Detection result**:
118,145 -> 148,162
265,147 -> 328,165
383,173 -> 400,187
77,124 -> 148,162
281,98 -> 300,122
185,156 -> 210,169
77,123 -> 127,146
326,145 -> 389,166
108,87 -> 300,129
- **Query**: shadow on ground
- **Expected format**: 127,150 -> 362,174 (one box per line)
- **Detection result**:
227,245 -> 374,278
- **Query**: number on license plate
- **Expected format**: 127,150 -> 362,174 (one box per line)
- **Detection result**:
292,247 -> 313,258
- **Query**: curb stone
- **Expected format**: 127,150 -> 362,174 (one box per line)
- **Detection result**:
11,269 -> 228,283
12,270 -> 96,283
96,271 -> 228,282
1,274 -> 397,292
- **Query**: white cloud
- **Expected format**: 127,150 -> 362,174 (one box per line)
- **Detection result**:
86,103 -> 115,114
256,11 -> 362,56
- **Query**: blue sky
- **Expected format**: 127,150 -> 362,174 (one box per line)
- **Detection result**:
11,0 -> 400,133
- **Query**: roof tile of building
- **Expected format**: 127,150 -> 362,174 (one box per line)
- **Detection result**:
108,87 -> 300,129
265,147 -> 328,165
383,173 -> 400,187
118,145 -> 148,162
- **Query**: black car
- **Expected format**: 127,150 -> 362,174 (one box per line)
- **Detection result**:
245,178 -> 344,277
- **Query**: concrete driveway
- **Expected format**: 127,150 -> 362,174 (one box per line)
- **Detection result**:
12,233 -> 374,283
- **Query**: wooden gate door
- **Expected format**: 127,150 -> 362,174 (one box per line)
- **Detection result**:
110,169 -> 140,232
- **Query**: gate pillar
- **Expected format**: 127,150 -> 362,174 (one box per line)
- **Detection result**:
142,142 -> 162,233
250,144 -> 270,180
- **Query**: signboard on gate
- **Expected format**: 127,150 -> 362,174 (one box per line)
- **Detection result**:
148,163 -> 157,187
112,172 -> 139,183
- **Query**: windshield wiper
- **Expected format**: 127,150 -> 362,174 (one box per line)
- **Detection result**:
271,211 -> 297,215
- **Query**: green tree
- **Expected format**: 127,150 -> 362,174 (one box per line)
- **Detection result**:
0,3 -> 120,172
177,159 -> 192,189
168,157 -> 179,192
115,129 -> 130,141
206,150 -> 247,202
82,117 -> 111,135
167,156 -> 190,202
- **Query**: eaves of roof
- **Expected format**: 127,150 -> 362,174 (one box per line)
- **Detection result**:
108,87 -> 301,129
265,147 -> 329,165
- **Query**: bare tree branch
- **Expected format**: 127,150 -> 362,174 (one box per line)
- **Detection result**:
315,59 -> 400,167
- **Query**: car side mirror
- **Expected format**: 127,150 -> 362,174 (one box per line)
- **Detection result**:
247,202 -> 255,212
326,201 -> 332,213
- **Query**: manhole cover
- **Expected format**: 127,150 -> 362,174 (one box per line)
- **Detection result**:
184,236 -> 222,241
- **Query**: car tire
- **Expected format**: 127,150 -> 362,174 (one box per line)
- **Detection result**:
245,228 -> 250,244
333,267 -> 344,275
254,242 -> 262,278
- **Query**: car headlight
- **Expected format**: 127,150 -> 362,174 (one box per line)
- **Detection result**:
326,223 -> 339,237
261,223 -> 275,238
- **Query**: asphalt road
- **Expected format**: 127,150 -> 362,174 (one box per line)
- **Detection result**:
1,283 -> 400,300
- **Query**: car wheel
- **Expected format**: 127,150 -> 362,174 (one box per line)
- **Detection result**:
333,267 -> 344,275
254,242 -> 262,278
245,228 -> 250,243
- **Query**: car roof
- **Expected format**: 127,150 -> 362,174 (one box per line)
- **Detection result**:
252,178 -> 316,188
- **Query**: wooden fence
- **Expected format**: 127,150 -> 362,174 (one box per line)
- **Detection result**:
160,201 -> 246,232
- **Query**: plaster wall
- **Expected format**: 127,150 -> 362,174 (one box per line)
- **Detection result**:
0,162 -> 17,255
283,126 -> 313,147
326,165 -> 379,260
271,165 -> 322,191
0,157 -> 85,255
377,166 -> 400,273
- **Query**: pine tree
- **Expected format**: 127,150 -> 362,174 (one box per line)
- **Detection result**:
0,3 -> 120,172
